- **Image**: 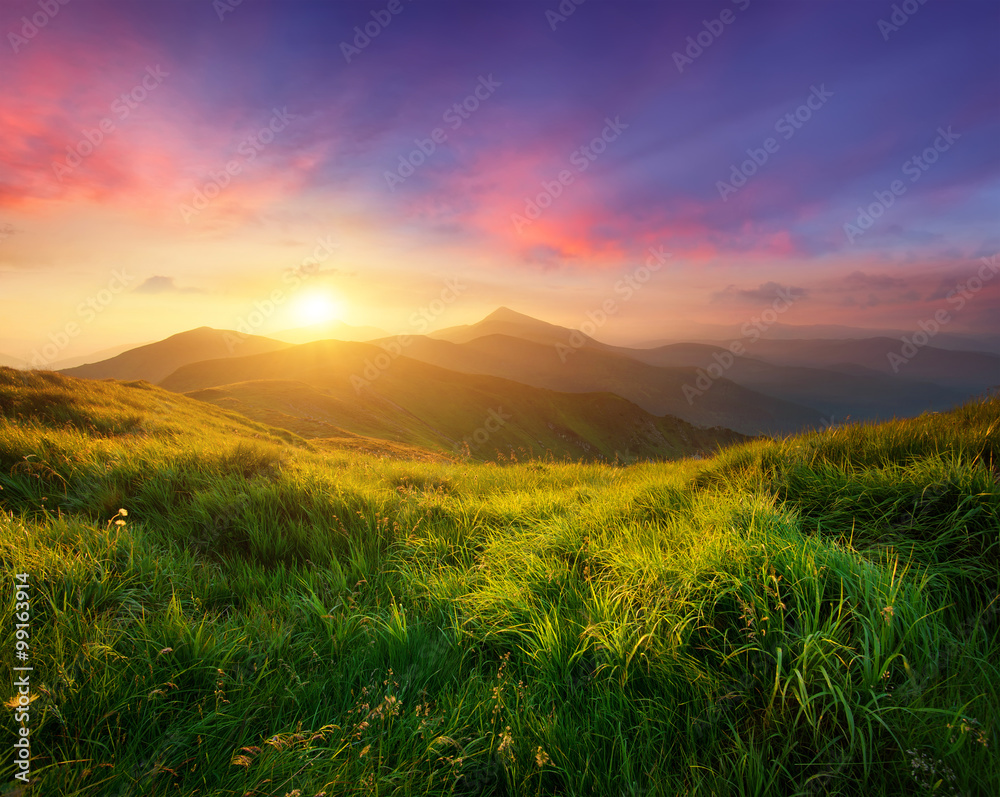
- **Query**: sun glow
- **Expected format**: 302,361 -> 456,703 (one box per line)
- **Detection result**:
293,292 -> 343,326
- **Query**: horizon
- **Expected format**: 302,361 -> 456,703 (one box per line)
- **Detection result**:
2,0 -> 999,364
12,302 -> 1000,372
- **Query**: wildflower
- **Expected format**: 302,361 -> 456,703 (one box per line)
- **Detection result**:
535,746 -> 550,766
497,726 -> 513,756
4,693 -> 39,710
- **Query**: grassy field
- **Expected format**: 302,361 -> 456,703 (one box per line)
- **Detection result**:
0,367 -> 998,795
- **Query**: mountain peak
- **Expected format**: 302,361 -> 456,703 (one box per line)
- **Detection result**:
162,326 -> 222,342
481,307 -> 544,325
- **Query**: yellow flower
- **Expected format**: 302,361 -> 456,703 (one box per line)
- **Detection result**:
4,693 -> 39,710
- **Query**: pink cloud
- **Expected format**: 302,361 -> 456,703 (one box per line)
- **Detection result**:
0,25 -> 328,228
382,128 -> 819,270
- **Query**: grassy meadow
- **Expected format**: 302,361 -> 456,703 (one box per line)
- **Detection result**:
0,367 -> 998,795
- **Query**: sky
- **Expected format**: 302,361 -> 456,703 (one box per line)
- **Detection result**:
1,0 -> 998,363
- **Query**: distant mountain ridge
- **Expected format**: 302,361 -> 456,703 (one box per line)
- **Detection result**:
635,322 -> 1000,354
390,332 -> 822,435
742,337 -> 1000,394
0,353 -> 25,369
45,308 -> 996,447
407,310 -> 972,429
160,339 -> 746,461
430,306 -> 612,349
46,342 -> 152,371
60,327 -> 291,384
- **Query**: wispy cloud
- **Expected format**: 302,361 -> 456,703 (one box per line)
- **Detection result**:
844,271 -> 906,289
134,276 -> 205,295
712,281 -> 808,303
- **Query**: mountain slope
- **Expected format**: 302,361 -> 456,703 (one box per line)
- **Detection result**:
623,342 -> 967,421
161,340 -> 747,461
45,341 -> 151,371
59,327 -> 292,384
430,306 -> 612,349
424,310 -> 979,425
378,333 -> 822,435
743,337 -> 1000,393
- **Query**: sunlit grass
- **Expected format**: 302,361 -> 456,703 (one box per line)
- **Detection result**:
0,367 -> 997,795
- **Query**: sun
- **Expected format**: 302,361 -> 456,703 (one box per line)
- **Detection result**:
293,292 -> 342,326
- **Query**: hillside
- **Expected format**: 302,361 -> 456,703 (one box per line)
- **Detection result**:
745,337 -> 1000,393
59,327 -> 292,384
161,341 -> 746,461
49,311 -> 995,438
385,333 -> 823,435
624,342 -> 966,421
0,367 -> 997,795
44,341 -> 150,371
421,311 -> 974,426
430,306 -> 612,349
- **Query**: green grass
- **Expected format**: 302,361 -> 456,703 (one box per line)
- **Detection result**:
0,367 -> 997,795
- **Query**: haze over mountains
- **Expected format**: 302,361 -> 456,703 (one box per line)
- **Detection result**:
62,327 -> 292,385
46,307 -> 1000,459
271,319 -> 389,345
42,342 -> 151,372
161,339 -> 744,461
411,309 -> 979,429
638,323 -> 1000,355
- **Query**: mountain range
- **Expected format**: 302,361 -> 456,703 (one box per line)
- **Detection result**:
45,307 -> 999,459
61,327 -> 292,384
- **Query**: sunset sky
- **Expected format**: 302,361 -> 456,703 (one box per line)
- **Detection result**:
1,0 -> 998,363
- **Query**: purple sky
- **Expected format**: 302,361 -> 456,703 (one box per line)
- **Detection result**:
1,0 -> 998,359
